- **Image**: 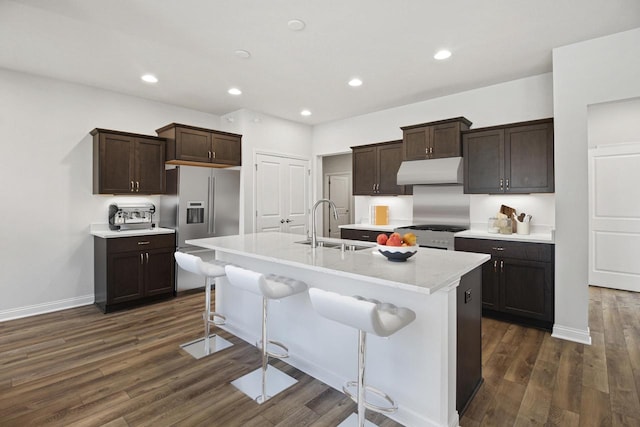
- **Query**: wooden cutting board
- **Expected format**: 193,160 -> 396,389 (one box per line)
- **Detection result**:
500,204 -> 517,232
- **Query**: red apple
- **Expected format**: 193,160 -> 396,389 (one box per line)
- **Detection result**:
387,235 -> 402,246
376,233 -> 388,245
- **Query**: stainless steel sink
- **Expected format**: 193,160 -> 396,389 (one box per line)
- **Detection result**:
295,240 -> 372,251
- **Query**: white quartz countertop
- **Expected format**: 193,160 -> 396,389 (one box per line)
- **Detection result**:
90,224 -> 176,238
339,222 -> 412,232
455,229 -> 554,244
186,232 -> 489,295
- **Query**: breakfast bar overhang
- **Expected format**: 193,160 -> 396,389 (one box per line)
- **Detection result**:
186,232 -> 489,427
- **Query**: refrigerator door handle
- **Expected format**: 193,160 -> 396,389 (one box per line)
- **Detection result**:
208,175 -> 216,235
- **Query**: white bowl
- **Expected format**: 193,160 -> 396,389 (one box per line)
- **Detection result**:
377,244 -> 418,262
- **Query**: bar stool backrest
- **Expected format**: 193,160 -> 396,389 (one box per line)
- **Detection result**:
225,265 -> 307,300
308,288 -> 415,338
174,252 -> 226,278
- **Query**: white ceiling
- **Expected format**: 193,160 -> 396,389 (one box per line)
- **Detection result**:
1,0 -> 639,125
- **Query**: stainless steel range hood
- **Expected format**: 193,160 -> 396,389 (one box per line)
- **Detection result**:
396,157 -> 463,185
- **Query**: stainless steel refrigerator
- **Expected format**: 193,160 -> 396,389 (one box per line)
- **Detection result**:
160,165 -> 240,291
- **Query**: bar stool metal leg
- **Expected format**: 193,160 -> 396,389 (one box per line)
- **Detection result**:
180,275 -> 233,359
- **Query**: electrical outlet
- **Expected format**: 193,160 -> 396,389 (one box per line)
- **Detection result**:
464,289 -> 472,303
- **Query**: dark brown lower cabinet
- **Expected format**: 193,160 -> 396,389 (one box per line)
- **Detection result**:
94,233 -> 176,313
339,228 -> 382,242
455,237 -> 554,330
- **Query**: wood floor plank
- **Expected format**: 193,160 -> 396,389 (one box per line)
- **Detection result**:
479,379 -> 526,426
583,331 -> 609,393
551,340 -> 584,413
579,386 -> 613,427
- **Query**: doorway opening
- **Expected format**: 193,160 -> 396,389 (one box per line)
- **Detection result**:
322,153 -> 353,238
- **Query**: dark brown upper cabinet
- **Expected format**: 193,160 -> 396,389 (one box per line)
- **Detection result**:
401,117 -> 472,160
92,129 -> 166,195
462,118 -> 554,194
352,140 -> 410,196
156,123 -> 242,167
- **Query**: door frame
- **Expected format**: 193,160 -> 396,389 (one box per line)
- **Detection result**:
253,150 -> 311,234
323,171 -> 353,237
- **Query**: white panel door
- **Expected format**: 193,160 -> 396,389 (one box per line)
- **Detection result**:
325,173 -> 351,238
256,153 -> 309,235
589,142 -> 640,292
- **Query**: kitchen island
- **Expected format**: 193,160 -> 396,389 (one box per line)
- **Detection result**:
186,232 -> 489,427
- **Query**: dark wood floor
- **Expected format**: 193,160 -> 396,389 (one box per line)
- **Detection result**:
1,286 -> 638,426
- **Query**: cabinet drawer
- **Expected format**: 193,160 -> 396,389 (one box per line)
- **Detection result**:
455,237 -> 552,262
107,233 -> 175,253
340,228 -> 379,242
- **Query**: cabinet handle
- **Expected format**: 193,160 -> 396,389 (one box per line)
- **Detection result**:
429,146 -> 433,155
494,260 -> 497,272
146,253 -> 149,263
506,178 -> 510,191
492,247 -> 504,251
376,183 -> 379,192
208,151 -> 212,159
140,253 -> 144,264
425,147 -> 429,155
499,178 -> 504,190
285,219 -> 292,223
500,260 -> 504,272
362,235 -> 370,239
372,184 -> 376,192
136,181 -> 140,192
280,219 -> 285,223
130,181 -> 134,192
212,151 -> 216,159
137,241 -> 150,245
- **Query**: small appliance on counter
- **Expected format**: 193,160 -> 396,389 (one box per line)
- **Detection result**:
108,202 -> 155,231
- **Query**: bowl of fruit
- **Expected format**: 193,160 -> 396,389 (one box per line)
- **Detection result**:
376,232 -> 418,262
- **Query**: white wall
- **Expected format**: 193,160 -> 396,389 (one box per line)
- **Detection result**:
588,97 -> 640,147
0,69 -> 227,318
552,28 -> 640,344
220,109 -> 313,234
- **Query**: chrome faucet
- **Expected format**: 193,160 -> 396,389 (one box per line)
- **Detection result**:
311,199 -> 339,248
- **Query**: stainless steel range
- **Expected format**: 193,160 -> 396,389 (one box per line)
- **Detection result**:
395,184 -> 470,250
394,224 -> 467,250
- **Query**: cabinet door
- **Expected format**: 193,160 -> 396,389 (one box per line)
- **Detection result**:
481,258 -> 500,310
463,130 -> 505,194
352,146 -> 377,195
431,122 -> 462,158
107,251 -> 144,304
505,123 -> 554,193
144,248 -> 175,296
500,258 -> 553,322
340,228 -> 379,242
377,142 -> 405,195
403,127 -> 429,160
211,134 -> 242,166
98,133 -> 134,193
135,138 -> 165,194
175,127 -> 212,163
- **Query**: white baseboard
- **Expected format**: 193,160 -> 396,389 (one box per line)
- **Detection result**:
0,295 -> 94,322
552,324 -> 592,345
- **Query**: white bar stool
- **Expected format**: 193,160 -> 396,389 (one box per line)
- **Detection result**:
224,265 -> 308,404
308,288 -> 416,427
174,252 -> 233,359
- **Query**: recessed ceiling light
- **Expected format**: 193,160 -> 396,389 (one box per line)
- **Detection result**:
228,88 -> 242,95
288,19 -> 306,31
234,49 -> 251,59
348,78 -> 363,87
141,74 -> 158,83
300,109 -> 312,116
434,50 -> 452,60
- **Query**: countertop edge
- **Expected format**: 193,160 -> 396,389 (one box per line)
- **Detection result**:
455,229 -> 555,244
90,226 -> 176,238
